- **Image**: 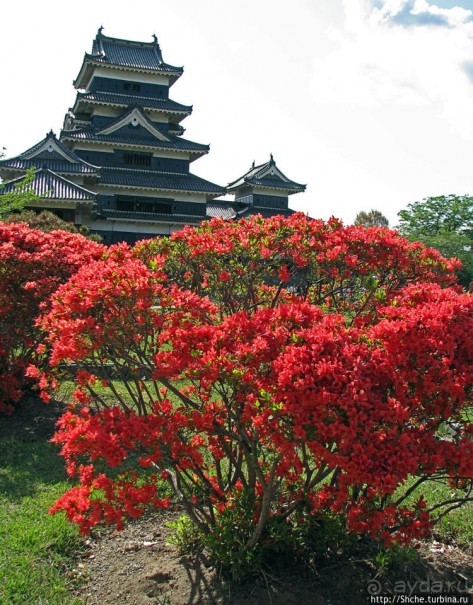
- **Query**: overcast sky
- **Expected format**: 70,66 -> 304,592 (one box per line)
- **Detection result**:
1,0 -> 472,226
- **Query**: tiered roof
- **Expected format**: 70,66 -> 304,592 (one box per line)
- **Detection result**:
1,168 -> 97,204
73,91 -> 192,118
62,107 -> 209,157
62,129 -> 209,154
62,30 -> 223,212
100,167 -> 224,196
74,30 -> 183,89
228,155 -> 306,194
206,201 -> 251,220
0,131 -> 99,176
91,31 -> 180,72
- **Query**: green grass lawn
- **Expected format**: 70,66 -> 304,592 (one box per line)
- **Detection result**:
402,477 -> 473,549
0,400 -> 83,605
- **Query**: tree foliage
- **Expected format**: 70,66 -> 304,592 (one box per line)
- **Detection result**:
398,195 -> 473,237
0,169 -> 39,217
397,195 -> 473,287
2,209 -> 102,241
33,214 -> 473,574
354,209 -> 389,227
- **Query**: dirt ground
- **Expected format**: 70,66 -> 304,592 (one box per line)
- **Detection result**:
70,511 -> 472,605
7,396 -> 473,605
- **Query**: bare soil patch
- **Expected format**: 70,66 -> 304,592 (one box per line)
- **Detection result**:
71,511 -> 472,605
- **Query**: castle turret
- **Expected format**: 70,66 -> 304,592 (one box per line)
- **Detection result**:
226,155 -> 306,217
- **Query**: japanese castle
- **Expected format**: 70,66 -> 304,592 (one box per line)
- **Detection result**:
0,29 -> 306,244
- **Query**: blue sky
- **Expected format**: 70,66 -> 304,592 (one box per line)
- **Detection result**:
434,0 -> 471,7
1,0 -> 472,226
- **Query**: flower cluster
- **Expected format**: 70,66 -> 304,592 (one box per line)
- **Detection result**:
136,213 -> 459,319
0,222 -> 104,412
36,214 -> 472,553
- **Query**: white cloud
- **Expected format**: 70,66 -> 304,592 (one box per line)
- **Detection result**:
372,0 -> 473,28
311,0 -> 473,136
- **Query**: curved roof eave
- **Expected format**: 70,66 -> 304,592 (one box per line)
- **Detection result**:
100,181 -> 225,197
73,92 -> 192,117
0,131 -> 99,174
60,132 -> 210,156
73,57 -> 183,89
0,167 -> 97,202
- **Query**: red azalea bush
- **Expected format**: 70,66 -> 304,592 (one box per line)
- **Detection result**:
0,222 -> 104,413
135,213 -> 460,318
36,214 -> 473,572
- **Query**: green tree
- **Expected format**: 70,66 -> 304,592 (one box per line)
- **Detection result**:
1,209 -> 102,241
0,168 -> 39,217
354,209 -> 389,227
397,195 -> 473,287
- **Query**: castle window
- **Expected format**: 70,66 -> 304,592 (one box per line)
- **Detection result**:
123,153 -> 151,166
132,83 -> 141,92
153,202 -> 171,214
117,199 -> 135,212
136,200 -> 171,214
116,197 -> 172,215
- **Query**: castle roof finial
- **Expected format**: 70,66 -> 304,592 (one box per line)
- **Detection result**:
152,33 -> 158,43
97,25 -> 104,36
270,153 -> 274,164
